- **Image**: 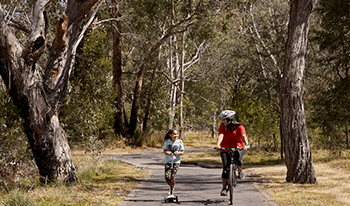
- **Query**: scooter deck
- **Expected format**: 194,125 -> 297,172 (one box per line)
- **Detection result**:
164,195 -> 178,203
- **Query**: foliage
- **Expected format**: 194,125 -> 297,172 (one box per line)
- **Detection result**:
0,81 -> 36,182
60,29 -> 116,143
309,77 -> 350,149
307,0 -> 350,149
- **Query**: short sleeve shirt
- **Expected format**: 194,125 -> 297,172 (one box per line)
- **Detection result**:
163,139 -> 184,164
218,124 -> 246,150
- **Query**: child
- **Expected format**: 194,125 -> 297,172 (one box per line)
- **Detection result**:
163,129 -> 184,195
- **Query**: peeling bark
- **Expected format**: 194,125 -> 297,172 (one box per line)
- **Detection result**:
0,0 -> 98,183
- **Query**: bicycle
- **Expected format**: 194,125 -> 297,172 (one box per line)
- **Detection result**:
215,147 -> 244,205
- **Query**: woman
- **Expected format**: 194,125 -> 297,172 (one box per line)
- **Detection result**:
215,110 -> 250,196
163,129 -> 184,195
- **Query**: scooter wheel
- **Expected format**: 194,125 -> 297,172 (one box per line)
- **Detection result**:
176,196 -> 178,202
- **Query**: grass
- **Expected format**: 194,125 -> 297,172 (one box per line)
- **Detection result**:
0,150 -> 148,206
252,151 -> 350,206
182,131 -> 216,148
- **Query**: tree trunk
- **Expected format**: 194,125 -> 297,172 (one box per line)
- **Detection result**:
128,34 -> 170,137
0,0 -> 98,183
280,0 -> 317,184
179,31 -> 186,139
142,47 -> 162,132
212,111 -> 216,139
280,123 -> 284,163
168,35 -> 176,129
110,1 -> 127,137
345,120 -> 349,148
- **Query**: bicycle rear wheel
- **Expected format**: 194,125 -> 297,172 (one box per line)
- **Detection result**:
228,164 -> 234,205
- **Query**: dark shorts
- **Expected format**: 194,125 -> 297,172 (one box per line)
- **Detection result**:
220,150 -> 245,179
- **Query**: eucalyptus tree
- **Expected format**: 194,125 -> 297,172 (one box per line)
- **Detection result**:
0,0 -> 99,183
281,0 -> 317,184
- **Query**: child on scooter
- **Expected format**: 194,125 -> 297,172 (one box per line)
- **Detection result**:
163,129 -> 184,195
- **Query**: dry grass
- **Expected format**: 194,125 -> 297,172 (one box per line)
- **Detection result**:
250,151 -> 350,206
182,131 -> 215,148
0,150 -> 148,206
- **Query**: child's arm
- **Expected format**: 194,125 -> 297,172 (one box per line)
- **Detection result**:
174,150 -> 184,156
164,149 -> 171,155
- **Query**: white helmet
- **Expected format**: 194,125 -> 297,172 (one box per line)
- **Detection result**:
219,110 -> 236,120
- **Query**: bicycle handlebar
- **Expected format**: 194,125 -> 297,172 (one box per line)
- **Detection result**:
214,147 -> 244,151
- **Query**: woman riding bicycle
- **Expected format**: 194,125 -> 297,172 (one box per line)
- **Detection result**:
215,110 -> 250,196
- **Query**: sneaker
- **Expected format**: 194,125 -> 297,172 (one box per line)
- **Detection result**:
220,188 -> 227,196
239,170 -> 245,179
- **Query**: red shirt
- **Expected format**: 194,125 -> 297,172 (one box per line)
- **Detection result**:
218,123 -> 246,150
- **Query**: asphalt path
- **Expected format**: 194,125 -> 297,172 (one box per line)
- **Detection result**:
113,148 -> 279,206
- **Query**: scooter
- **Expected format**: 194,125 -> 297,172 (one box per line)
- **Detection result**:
164,151 -> 179,203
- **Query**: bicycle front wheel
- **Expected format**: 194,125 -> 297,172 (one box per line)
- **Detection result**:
233,166 -> 237,187
228,164 -> 234,205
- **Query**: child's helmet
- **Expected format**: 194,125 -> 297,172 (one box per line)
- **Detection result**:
219,110 -> 236,120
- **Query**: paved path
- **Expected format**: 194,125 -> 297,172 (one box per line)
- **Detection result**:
113,148 -> 279,206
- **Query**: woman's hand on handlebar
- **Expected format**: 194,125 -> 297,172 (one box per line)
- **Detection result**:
215,145 -> 221,150
165,151 -> 172,155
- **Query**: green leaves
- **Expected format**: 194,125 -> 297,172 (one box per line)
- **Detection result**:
60,29 -> 116,143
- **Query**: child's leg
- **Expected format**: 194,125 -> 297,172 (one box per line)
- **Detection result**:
165,164 -> 172,185
169,164 -> 180,193
165,163 -> 180,185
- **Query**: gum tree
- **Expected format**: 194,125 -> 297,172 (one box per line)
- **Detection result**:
0,0 -> 98,183
280,0 -> 317,184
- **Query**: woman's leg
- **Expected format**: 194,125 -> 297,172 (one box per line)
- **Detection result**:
220,152 -> 230,189
234,149 -> 245,169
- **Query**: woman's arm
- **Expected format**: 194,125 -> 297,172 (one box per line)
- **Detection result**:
242,134 -> 250,150
216,133 -> 224,149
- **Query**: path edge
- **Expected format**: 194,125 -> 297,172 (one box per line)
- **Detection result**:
118,165 -> 153,206
252,183 -> 280,206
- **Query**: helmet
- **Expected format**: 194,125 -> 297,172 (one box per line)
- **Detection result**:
219,110 -> 236,120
